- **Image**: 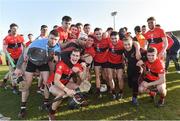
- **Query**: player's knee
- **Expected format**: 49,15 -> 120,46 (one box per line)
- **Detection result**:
43,79 -> 48,85
117,75 -> 123,82
157,85 -> 167,96
107,75 -> 112,82
49,85 -> 58,95
20,87 -> 29,92
162,88 -> 167,96
19,81 -> 29,92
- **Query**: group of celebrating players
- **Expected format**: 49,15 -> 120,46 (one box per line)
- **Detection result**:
1,15 -> 180,120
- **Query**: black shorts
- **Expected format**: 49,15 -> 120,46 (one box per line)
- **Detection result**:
94,61 -> 109,68
107,62 -> 124,69
26,60 -> 50,72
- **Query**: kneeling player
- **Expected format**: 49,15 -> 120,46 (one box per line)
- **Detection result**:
47,49 -> 87,120
137,47 -> 167,107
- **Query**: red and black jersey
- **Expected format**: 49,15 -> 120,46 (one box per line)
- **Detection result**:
47,61 -> 83,85
4,34 -> 24,59
84,47 -> 96,58
68,33 -> 79,41
108,40 -> 124,64
144,28 -> 166,53
56,26 -> 69,42
94,38 -> 109,63
144,59 -> 165,81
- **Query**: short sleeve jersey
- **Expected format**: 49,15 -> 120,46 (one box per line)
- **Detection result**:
4,34 -> 24,59
108,40 -> 124,64
56,26 -> 69,42
144,28 -> 166,53
94,38 -> 109,63
47,61 -> 83,85
144,59 -> 165,81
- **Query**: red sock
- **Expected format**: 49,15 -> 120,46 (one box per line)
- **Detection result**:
160,95 -> 165,101
149,91 -> 156,97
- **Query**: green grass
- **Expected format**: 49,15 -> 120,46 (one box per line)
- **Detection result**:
0,63 -> 180,120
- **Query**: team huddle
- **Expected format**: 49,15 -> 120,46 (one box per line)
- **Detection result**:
1,15 -> 180,120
